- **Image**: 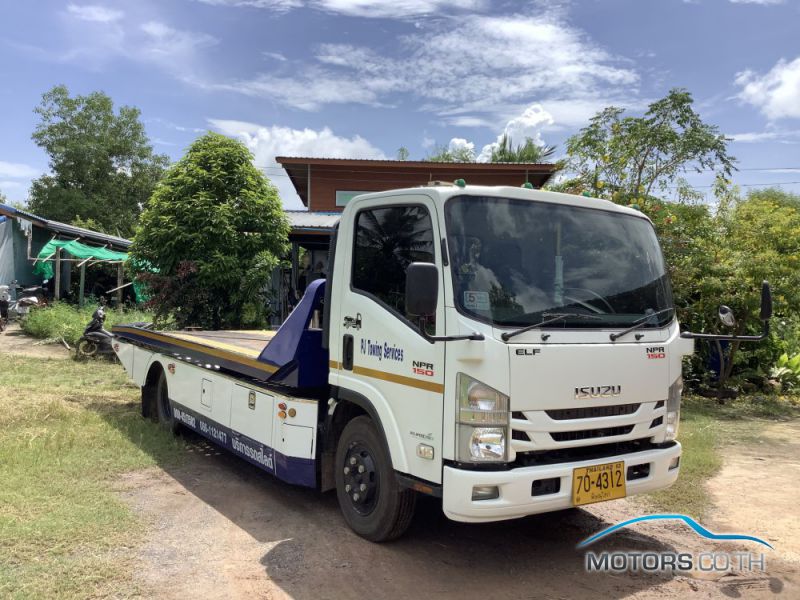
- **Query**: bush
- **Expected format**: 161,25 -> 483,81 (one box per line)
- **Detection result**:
21,302 -> 156,347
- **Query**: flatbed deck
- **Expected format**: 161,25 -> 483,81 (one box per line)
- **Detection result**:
112,325 -> 281,381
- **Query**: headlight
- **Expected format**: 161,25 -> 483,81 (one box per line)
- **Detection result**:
457,374 -> 509,462
665,376 -> 683,441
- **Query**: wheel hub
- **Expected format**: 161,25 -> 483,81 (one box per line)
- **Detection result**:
343,444 -> 378,515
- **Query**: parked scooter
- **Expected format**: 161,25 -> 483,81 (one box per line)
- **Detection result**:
0,281 -> 44,330
76,299 -> 115,359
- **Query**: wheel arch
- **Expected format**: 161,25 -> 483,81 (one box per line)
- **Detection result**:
319,386 -> 407,491
141,360 -> 166,421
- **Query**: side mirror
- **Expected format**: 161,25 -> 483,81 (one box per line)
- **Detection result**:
718,305 -> 736,328
760,280 -> 772,321
405,262 -> 438,317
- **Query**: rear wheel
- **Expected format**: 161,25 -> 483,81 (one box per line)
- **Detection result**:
155,370 -> 179,434
77,338 -> 98,358
335,416 -> 416,542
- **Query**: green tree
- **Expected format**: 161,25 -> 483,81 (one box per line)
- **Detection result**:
489,134 -> 556,163
426,142 -> 476,163
396,146 -> 410,161
565,89 -> 735,201
130,133 -> 290,329
27,85 -> 169,236
637,185 -> 800,394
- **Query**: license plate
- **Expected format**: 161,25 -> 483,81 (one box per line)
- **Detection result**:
572,461 -> 626,506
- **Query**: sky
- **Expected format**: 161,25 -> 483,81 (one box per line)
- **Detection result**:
1,0 -> 799,210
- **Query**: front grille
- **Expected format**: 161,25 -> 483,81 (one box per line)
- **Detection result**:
545,404 -> 640,420
512,429 -> 529,441
512,438 -> 662,468
550,425 -> 634,442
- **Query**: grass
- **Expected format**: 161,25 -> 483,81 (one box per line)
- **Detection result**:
21,302 -> 157,347
0,355 -> 185,599
645,393 -> 800,518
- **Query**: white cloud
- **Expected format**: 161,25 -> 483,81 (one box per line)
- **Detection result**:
208,119 -> 385,208
197,0 -> 303,11
263,51 -> 288,62
197,0 -> 484,18
0,161 -> 39,179
205,9 -> 637,123
447,137 -> 475,153
729,129 -> 800,143
140,21 -> 218,64
0,180 -> 25,190
477,104 -> 554,162
735,56 -> 800,120
445,116 -> 495,128
311,0 -> 485,18
729,0 -> 784,5
66,4 -> 124,23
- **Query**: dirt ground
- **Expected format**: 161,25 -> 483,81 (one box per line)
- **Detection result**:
0,322 -> 70,359
4,327 -> 798,599
117,427 -> 800,600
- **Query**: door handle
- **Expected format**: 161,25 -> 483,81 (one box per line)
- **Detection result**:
342,334 -> 354,370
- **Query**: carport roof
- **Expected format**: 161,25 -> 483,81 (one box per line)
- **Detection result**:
0,203 -> 131,249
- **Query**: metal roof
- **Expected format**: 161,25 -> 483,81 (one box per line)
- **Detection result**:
285,210 -> 340,231
276,157 -> 557,169
0,203 -> 131,249
276,156 -> 557,207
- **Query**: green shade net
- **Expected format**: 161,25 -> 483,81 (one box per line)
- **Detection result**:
32,239 -> 145,301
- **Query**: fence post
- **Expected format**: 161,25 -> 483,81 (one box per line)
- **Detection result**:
54,247 -> 62,300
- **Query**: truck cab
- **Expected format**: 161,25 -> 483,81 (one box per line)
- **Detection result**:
324,184 -> 691,537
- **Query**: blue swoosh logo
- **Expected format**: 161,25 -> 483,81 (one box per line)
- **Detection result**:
577,514 -> 773,549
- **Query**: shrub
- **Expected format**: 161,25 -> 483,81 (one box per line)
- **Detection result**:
21,302 -> 156,347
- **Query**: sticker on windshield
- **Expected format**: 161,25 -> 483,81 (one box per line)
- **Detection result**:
464,291 -> 490,311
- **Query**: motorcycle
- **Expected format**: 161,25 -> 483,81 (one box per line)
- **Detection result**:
0,281 -> 44,331
76,301 -> 115,359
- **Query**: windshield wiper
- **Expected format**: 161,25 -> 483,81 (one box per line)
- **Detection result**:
609,308 -> 675,342
501,312 -> 602,342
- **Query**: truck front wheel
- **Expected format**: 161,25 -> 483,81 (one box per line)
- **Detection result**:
335,416 -> 416,542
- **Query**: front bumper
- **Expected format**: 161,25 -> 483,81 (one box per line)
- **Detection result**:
442,442 -> 681,523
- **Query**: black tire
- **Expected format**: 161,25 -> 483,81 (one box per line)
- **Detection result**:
77,338 -> 98,358
335,416 -> 416,542
154,370 -> 179,434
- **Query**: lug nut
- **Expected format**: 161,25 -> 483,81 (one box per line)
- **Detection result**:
349,457 -> 357,466
353,493 -> 360,501
344,467 -> 350,475
345,484 -> 351,492
358,465 -> 365,473
360,483 -> 367,492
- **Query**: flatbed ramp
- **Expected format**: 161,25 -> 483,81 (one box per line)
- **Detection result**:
112,278 -> 330,389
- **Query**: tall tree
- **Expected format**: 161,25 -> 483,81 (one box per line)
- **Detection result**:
565,88 -> 734,201
130,133 -> 290,329
28,85 -> 169,236
489,134 -> 556,163
426,143 -> 476,163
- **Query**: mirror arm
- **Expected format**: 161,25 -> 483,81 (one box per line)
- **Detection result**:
424,331 -> 485,342
416,317 -> 484,342
680,319 -> 770,342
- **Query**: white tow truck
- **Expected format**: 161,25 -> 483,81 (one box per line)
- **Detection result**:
112,184 -> 772,541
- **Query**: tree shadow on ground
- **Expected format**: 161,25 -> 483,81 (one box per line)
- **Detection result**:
89,398 -> 788,600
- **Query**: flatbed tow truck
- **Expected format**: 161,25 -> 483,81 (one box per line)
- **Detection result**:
112,184 -> 771,541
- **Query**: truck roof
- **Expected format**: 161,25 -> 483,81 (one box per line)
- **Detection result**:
347,184 -> 649,221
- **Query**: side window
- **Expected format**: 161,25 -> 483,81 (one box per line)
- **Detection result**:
352,205 -> 435,320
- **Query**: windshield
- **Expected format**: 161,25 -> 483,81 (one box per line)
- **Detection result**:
444,196 -> 674,329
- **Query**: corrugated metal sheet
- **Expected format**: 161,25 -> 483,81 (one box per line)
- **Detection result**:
0,203 -> 131,249
285,210 -> 340,230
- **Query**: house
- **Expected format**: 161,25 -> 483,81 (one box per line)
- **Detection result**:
272,157 -> 557,321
